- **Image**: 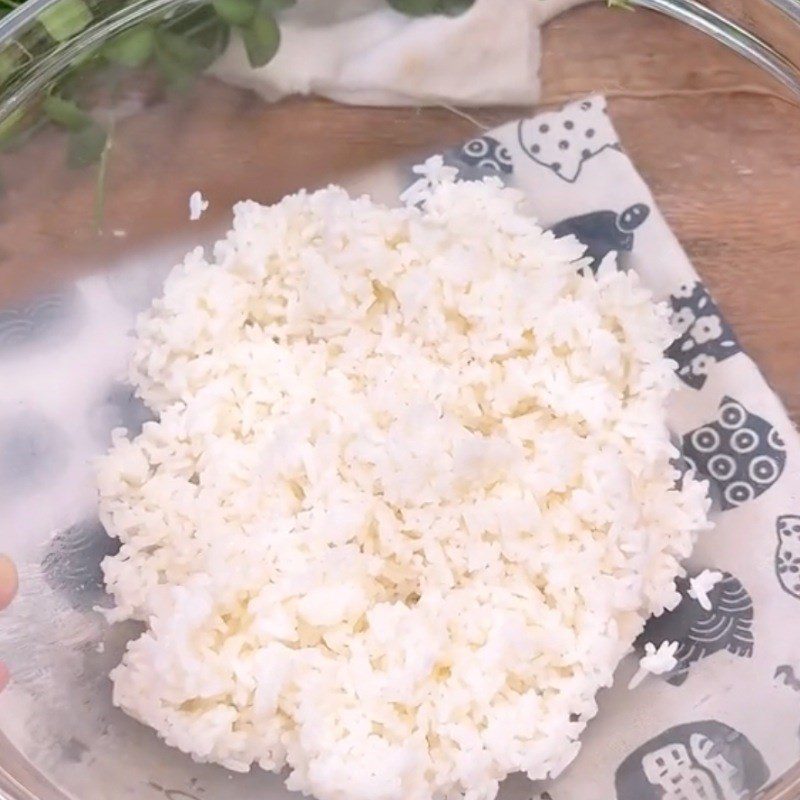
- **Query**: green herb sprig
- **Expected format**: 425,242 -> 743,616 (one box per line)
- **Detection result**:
0,0 -> 630,220
0,0 -> 634,165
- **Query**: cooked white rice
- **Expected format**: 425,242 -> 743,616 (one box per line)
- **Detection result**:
98,159 -> 710,800
628,640 -> 680,689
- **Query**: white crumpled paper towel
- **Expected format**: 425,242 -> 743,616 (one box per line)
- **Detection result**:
1,96 -> 798,800
211,0 -> 589,106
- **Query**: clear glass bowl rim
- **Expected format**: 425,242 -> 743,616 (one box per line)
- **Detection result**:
1,0 -> 800,124
1,2 -> 800,800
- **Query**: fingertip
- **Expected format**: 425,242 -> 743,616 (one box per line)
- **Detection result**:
0,555 -> 18,610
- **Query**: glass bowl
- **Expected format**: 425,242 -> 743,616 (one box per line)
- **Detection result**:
1,2 -> 800,800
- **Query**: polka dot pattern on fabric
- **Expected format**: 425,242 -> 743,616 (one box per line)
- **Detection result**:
517,96 -> 620,182
682,397 -> 786,511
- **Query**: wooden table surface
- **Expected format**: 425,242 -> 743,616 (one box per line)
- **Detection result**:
1,2 -> 799,421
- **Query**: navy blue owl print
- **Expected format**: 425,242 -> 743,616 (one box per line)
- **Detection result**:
550,204 -> 650,273
775,515 -> 800,599
459,136 -> 513,174
615,720 -> 769,800
639,572 -> 754,686
441,135 -> 514,182
682,397 -> 786,510
667,282 -> 740,390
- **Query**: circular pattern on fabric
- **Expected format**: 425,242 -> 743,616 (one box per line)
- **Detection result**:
691,426 -> 720,453
719,400 -> 746,430
749,456 -> 780,486
681,396 -> 786,511
708,454 -> 736,481
456,136 -> 514,177
464,138 -> 490,158
724,481 -> 755,507
731,428 -> 759,454
495,146 -> 513,169
769,427 -> 786,451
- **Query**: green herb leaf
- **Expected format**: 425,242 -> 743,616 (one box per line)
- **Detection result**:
0,106 -> 25,148
387,0 -> 474,15
94,118 -> 114,231
386,0 -> 435,14
260,0 -> 296,10
154,28 -> 217,88
213,0 -> 256,27
157,29 -> 217,69
154,41 -> 194,89
67,122 -> 107,168
163,6 -> 230,61
43,94 -> 92,131
0,47 -> 20,85
241,10 -> 280,68
104,25 -> 156,68
37,0 -> 93,42
437,0 -> 474,13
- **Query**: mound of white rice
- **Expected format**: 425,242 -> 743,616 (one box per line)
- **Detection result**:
98,159 -> 710,800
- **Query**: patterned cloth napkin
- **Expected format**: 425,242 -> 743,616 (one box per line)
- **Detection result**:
1,96 -> 798,800
437,95 -> 797,800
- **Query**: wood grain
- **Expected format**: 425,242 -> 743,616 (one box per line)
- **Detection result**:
1,3 -> 799,422
543,5 -> 800,424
